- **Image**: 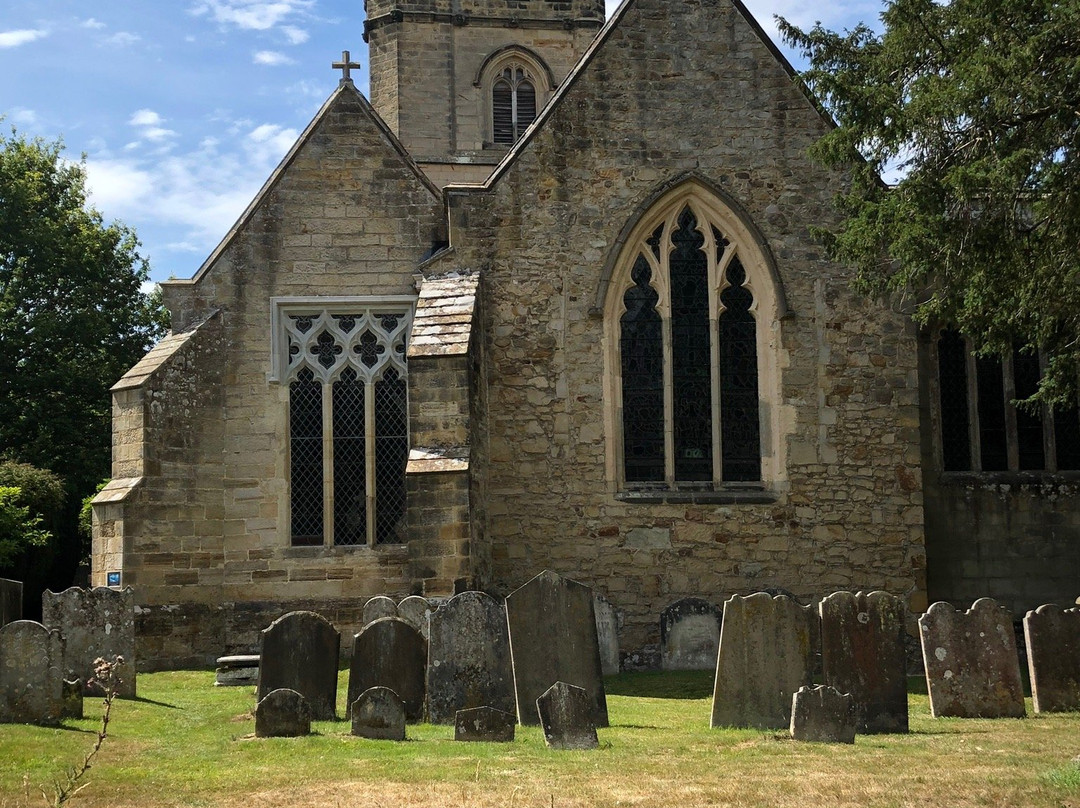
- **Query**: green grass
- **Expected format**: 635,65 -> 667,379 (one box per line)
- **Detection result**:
1,670 -> 1078,808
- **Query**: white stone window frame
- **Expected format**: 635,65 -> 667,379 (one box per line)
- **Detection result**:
475,48 -> 552,149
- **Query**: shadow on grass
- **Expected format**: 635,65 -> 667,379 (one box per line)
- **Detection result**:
128,695 -> 179,709
54,723 -> 97,735
605,670 -> 713,699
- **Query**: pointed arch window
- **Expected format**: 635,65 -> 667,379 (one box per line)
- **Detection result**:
492,64 -> 537,145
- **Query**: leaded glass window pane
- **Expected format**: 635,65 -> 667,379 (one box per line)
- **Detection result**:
332,367 -> 367,546
719,258 -> 760,482
937,330 -> 971,471
976,354 -> 1008,471
374,368 -> 408,544
1013,348 -> 1045,470
621,255 -> 664,482
289,368 -> 323,546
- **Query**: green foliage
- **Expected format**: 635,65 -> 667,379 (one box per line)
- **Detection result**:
779,0 -> 1080,403
0,460 -> 65,524
0,486 -> 50,568
78,479 -> 109,554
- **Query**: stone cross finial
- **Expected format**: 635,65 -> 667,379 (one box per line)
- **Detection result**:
332,50 -> 360,85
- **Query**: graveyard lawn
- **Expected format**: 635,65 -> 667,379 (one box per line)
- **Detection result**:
0,671 -> 1078,808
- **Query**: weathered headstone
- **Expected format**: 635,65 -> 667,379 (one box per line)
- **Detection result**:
1024,603 -> 1080,713
593,594 -> 620,676
397,596 -> 432,639
711,592 -> 814,729
257,611 -> 339,721
61,678 -> 84,720
919,598 -> 1026,718
426,591 -> 515,724
362,596 -> 398,626
661,597 -> 722,671
505,570 -> 608,727
351,686 -> 406,741
215,654 -> 260,687
41,586 -> 136,698
0,620 -> 65,725
254,688 -> 312,738
348,616 -> 426,721
819,590 -> 908,733
536,681 -> 599,750
454,706 -> 516,742
790,685 -> 856,744
0,578 -> 22,627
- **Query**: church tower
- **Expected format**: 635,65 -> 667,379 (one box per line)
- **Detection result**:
364,0 -> 605,186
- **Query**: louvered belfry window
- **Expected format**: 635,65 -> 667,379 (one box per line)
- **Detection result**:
492,65 -> 537,145
284,308 -> 411,546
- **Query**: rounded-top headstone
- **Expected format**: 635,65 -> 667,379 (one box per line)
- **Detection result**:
348,616 -> 426,721
258,610 -> 340,721
1023,603 -> 1080,714
397,596 -> 432,639
363,596 -> 398,626
255,688 -> 312,738
351,686 -> 406,741
0,620 -> 65,725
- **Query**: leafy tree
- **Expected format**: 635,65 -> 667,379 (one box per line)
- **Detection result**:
0,487 -> 50,568
779,0 -> 1080,402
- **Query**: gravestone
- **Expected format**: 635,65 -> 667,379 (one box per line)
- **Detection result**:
0,578 -> 21,627
1023,603 -> 1080,713
593,594 -> 620,676
254,688 -> 312,737
426,591 -> 515,724
257,611 -> 339,721
42,586 -> 136,698
505,570 -> 608,727
536,681 -> 599,750
397,596 -> 432,639
348,616 -> 426,721
819,590 -> 908,733
455,706 -> 516,742
711,593 -> 814,729
919,598 -> 1025,718
0,620 -> 65,725
362,596 -> 398,626
215,654 -> 260,687
790,685 -> 856,744
351,686 -> 406,741
61,678 -> 84,720
661,597 -> 722,671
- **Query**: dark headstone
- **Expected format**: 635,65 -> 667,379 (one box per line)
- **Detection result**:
348,616 -> 426,721
41,586 -> 136,698
257,611 -> 340,721
505,570 -> 608,727
397,596 -> 432,639
454,706 -> 516,742
362,596 -> 398,626
593,594 -> 620,676
1024,603 -> 1080,713
61,678 -> 84,720
819,590 -> 909,733
919,598 -> 1025,718
215,654 -> 260,687
254,688 -> 312,738
0,578 -> 22,627
426,591 -> 515,724
0,620 -> 65,725
711,593 -> 814,729
790,685 -> 856,744
661,597 -> 722,671
536,681 -> 598,750
351,686 -> 406,741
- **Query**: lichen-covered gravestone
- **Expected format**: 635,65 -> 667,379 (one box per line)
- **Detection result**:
536,681 -> 599,750
255,688 -> 312,738
919,599 -> 1025,718
0,620 -> 65,725
711,592 -> 814,729
41,586 -> 136,698
1023,603 -> 1080,713
61,678 -> 84,720
348,616 -> 426,721
257,611 -> 339,721
790,685 -> 857,744
455,706 -> 516,742
351,686 -> 406,740
397,596 -> 432,639
593,594 -> 620,676
426,591 -> 515,724
0,578 -> 21,627
661,597 -> 722,671
505,570 -> 608,727
819,590 -> 908,733
362,596 -> 398,626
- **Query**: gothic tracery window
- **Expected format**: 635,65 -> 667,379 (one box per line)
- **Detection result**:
492,64 -> 537,145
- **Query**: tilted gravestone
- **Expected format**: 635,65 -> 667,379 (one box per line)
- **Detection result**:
257,611 -> 339,721
536,681 -> 599,750
661,597 -> 722,671
505,570 -> 608,727
351,686 -> 406,741
455,706 -> 516,742
1023,603 -> 1080,714
0,578 -> 22,627
593,594 -> 620,676
42,586 -> 136,698
426,591 -> 515,724
348,616 -> 426,721
790,685 -> 857,744
397,596 -> 432,639
819,590 -> 908,733
711,593 -> 814,730
0,620 -> 65,725
919,598 -> 1025,718
255,688 -> 312,738
362,596 -> 398,626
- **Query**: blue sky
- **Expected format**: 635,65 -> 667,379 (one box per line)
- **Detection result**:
1,0 -> 881,286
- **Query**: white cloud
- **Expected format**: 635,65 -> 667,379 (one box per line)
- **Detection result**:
129,110 -> 177,142
189,0 -> 314,32
105,31 -> 141,46
82,18 -> 107,29
10,108 -> 38,126
130,109 -> 164,127
281,25 -> 308,44
0,29 -> 48,48
254,50 -> 294,66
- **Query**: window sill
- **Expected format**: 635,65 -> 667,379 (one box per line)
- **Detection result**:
284,543 -> 408,559
615,486 -> 778,505
934,470 -> 1080,488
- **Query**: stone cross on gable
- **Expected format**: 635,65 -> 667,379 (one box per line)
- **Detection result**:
333,50 -> 361,85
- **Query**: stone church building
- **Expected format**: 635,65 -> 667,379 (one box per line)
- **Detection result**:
91,0 -> 1080,668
